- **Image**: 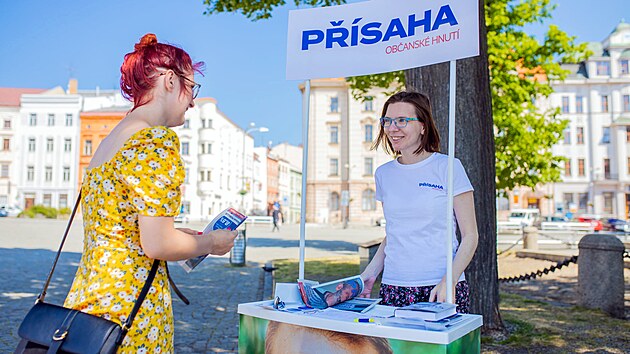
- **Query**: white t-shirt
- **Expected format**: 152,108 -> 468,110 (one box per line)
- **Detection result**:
375,153 -> 473,287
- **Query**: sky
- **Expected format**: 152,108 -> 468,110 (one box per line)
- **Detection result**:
0,0 -> 628,146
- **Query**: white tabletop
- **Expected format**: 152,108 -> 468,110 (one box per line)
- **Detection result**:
238,300 -> 483,344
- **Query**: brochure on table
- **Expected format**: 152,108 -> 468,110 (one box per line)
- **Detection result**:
238,300 -> 483,344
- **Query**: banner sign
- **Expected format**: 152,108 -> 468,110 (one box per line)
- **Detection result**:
286,0 -> 479,80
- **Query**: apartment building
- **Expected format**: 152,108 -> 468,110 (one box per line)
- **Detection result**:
528,21 -> 630,219
301,78 -> 392,225
0,88 -> 45,207
270,143 -> 303,223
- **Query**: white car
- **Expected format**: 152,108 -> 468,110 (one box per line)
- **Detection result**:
0,204 -> 22,217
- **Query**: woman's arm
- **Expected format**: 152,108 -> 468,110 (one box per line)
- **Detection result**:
359,235 -> 387,297
138,216 -> 238,261
430,191 -> 479,302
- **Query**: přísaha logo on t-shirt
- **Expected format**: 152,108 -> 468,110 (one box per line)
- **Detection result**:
418,182 -> 444,191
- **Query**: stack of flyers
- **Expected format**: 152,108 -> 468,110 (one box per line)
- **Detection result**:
178,208 -> 247,272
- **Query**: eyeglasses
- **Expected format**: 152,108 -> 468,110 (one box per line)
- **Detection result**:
158,71 -> 201,99
380,117 -> 419,128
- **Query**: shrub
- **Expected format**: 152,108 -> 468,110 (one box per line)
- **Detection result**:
18,205 -> 58,219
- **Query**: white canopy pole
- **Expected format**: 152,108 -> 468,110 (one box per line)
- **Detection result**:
446,60 -> 456,303
298,79 -> 311,281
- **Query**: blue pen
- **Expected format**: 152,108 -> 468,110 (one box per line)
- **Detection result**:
354,318 -> 375,323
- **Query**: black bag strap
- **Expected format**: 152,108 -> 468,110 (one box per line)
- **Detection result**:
36,190 -> 161,332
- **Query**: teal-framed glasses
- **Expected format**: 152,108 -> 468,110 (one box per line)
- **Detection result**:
380,117 -> 419,128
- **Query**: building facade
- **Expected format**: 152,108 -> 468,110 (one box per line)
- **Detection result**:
302,78 -> 392,225
532,21 -> 630,219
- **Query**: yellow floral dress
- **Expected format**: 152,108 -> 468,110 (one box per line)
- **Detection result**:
64,126 -> 184,354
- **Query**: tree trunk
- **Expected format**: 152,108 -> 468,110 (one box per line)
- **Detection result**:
404,0 -> 503,331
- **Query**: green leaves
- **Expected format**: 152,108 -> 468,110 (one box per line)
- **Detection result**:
203,0 -> 346,21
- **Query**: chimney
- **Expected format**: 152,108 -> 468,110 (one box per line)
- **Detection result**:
67,79 -> 78,94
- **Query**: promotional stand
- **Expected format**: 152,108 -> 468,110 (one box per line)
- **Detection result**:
238,0 -> 483,352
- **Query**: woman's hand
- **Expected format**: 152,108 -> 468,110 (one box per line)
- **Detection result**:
429,278 -> 456,303
358,273 -> 377,298
206,229 -> 238,256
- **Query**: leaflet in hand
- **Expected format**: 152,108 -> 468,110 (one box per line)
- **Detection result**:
298,275 -> 377,311
178,208 -> 247,273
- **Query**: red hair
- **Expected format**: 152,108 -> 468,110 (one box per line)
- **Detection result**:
120,33 -> 204,111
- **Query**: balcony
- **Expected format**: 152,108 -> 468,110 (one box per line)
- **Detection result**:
594,173 -> 618,182
197,181 -> 214,194
198,128 -> 216,141
198,154 -> 216,167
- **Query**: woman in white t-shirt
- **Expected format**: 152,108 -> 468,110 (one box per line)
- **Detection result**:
359,91 -> 479,313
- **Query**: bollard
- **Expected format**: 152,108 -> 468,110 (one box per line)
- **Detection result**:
230,229 -> 247,267
522,226 -> 538,250
577,234 -> 625,318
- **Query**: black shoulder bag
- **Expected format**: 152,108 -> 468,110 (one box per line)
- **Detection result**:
15,193 -> 160,354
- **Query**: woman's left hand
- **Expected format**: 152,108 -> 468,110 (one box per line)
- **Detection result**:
429,278 -> 456,303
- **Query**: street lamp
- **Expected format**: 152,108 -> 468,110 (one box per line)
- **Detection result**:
241,123 -> 269,211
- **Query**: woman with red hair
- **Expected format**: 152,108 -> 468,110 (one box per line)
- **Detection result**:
63,34 -> 237,353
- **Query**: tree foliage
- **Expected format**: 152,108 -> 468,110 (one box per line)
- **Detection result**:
202,0 -> 345,21
346,0 -> 590,192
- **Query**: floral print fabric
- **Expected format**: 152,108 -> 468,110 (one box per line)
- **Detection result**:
379,281 -> 471,314
64,127 -> 184,353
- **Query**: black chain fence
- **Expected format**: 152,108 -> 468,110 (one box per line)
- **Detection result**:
499,255 -> 578,283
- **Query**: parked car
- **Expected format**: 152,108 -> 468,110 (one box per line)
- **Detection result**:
0,204 -> 22,217
602,218 -> 630,233
0,209 -> 8,217
507,208 -> 540,227
577,215 -> 603,231
534,215 -> 569,228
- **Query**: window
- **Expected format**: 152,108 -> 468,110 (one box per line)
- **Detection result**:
27,166 -> 34,181
362,189 -> 376,211
46,138 -> 54,152
84,140 -> 92,155
602,127 -> 610,144
330,192 -> 340,211
2,138 -> 9,151
620,60 -> 629,75
364,157 -> 373,176
63,167 -> 70,182
596,61 -> 610,76
28,138 -> 35,152
184,168 -> 189,184
43,194 -> 52,207
563,128 -> 571,144
207,143 -> 212,154
601,95 -> 609,112
183,119 -> 190,129
364,97 -> 374,111
330,96 -> 339,113
627,126 -> 630,142
604,158 -> 610,179
578,158 -> 585,176
201,119 -> 206,128
3,119 -> 10,129
206,170 -> 212,182
623,95 -> 630,112
59,194 -> 68,209
627,157 -> 630,175
207,119 -> 213,129
45,166 -> 52,181
364,124 -> 373,142
564,160 -> 571,176
578,193 -> 588,212
47,114 -> 55,126
200,143 -> 205,154
603,192 -> 614,214
64,138 -> 71,152
563,193 -> 574,212
181,142 -> 189,155
0,164 -> 8,178
576,127 -> 584,144
330,126 -> 339,144
561,96 -> 570,113
330,158 -> 339,176
576,96 -> 584,113
65,114 -> 73,126
29,113 -> 36,126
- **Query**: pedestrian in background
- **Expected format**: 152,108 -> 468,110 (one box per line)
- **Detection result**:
63,33 -> 237,353
359,91 -> 479,313
272,204 -> 281,232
